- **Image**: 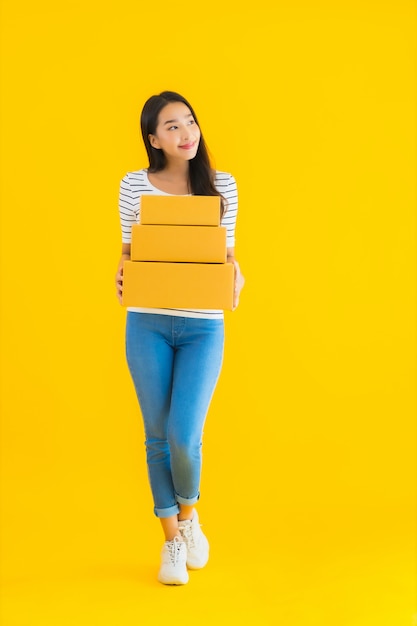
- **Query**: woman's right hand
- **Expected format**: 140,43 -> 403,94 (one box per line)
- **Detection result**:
115,264 -> 124,304
115,245 -> 131,305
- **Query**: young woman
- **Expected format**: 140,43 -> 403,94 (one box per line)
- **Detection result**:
115,91 -> 244,585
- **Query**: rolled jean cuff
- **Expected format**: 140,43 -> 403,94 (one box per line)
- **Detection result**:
176,492 -> 200,507
154,503 -> 180,518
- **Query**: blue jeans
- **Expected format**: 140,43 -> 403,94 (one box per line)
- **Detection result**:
126,312 -> 224,518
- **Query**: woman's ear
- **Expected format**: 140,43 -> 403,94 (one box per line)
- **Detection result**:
149,134 -> 160,149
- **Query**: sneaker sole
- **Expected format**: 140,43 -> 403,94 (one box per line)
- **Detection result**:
186,557 -> 209,570
158,573 -> 189,585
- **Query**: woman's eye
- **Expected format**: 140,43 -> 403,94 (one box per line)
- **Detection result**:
168,125 -> 178,131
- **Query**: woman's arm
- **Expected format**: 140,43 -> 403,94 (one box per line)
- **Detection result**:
227,247 -> 245,310
115,243 -> 131,304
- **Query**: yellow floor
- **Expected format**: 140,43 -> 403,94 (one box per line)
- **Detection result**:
1,505 -> 415,626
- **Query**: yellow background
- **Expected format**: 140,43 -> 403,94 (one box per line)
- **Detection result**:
0,1 -> 416,624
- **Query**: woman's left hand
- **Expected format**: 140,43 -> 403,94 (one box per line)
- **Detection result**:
231,259 -> 245,310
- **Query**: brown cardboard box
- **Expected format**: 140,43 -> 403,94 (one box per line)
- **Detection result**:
131,224 -> 227,263
140,195 -> 220,226
122,261 -> 234,310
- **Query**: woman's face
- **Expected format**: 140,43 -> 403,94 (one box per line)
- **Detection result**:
149,101 -> 201,163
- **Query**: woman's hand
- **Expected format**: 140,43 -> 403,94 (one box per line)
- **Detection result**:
115,245 -> 131,305
231,259 -> 245,310
115,264 -> 124,304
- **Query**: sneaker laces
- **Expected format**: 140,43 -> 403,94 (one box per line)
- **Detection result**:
179,521 -> 198,549
166,537 -> 184,565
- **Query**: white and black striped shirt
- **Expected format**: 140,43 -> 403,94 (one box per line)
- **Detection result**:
119,168 -> 238,319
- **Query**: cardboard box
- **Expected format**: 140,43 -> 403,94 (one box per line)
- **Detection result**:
131,224 -> 227,263
140,195 -> 220,226
122,261 -> 234,310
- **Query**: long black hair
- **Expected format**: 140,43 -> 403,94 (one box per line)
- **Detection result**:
140,91 -> 226,216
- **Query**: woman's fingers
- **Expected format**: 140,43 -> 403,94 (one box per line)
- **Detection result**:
115,269 -> 123,302
232,260 -> 245,310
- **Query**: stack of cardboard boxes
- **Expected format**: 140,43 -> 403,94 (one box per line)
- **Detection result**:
122,195 -> 234,309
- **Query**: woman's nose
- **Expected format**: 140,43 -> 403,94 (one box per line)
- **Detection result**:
181,125 -> 192,140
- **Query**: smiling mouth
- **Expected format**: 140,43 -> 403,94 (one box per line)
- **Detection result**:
179,142 -> 196,150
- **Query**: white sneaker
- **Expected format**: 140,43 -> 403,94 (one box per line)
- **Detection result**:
157,537 -> 189,585
178,509 -> 209,569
